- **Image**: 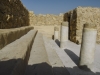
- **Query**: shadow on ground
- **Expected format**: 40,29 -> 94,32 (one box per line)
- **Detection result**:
66,66 -> 100,75
25,62 -> 70,75
0,59 -> 70,75
0,59 -> 27,75
64,49 -> 100,75
52,35 -> 54,40
64,49 -> 79,66
55,39 -> 60,47
0,56 -> 100,75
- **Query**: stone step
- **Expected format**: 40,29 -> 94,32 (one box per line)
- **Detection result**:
25,33 -> 70,75
25,33 -> 53,75
0,30 -> 37,75
43,36 -> 70,75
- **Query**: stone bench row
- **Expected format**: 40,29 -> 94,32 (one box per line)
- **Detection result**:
25,33 -> 53,75
43,36 -> 70,75
0,26 -> 34,49
25,33 -> 69,75
0,30 -> 37,75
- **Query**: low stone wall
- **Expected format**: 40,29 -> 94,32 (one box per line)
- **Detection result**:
29,11 -> 63,26
0,0 -> 29,29
0,30 -> 37,75
0,26 -> 34,49
64,7 -> 100,44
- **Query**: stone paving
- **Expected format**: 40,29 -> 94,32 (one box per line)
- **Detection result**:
51,40 -> 100,75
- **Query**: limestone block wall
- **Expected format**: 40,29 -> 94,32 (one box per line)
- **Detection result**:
29,11 -> 63,26
0,26 -> 33,49
76,7 -> 100,44
64,10 -> 77,42
65,7 -> 100,44
0,0 -> 29,29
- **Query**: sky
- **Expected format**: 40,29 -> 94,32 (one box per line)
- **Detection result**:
21,0 -> 100,15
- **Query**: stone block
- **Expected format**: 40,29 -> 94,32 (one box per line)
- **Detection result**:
0,30 -> 37,75
0,26 -> 34,49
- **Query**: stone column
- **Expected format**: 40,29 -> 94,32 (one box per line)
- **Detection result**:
60,21 -> 68,49
54,27 -> 59,40
79,23 -> 97,71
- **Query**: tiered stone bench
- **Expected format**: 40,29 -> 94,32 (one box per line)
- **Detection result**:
0,27 -> 70,75
0,30 -> 37,75
43,36 -> 70,75
25,33 -> 53,75
0,26 -> 34,49
25,33 -> 69,75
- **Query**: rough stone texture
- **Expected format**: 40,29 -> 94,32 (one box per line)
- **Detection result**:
0,26 -> 33,49
29,11 -> 63,26
84,23 -> 97,29
0,30 -> 37,75
0,0 -> 29,29
62,21 -> 69,26
64,10 -> 78,44
64,7 -> 100,44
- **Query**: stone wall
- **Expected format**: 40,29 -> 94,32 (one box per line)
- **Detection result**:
29,11 -> 63,26
0,0 -> 29,29
0,26 -> 33,49
65,7 -> 100,44
64,10 -> 77,42
0,30 -> 37,75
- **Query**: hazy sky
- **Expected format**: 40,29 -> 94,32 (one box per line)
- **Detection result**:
21,0 -> 100,15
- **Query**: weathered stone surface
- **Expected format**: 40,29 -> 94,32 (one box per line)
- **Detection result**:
54,26 -> 59,31
25,33 -> 53,75
0,30 -> 37,75
0,0 -> 29,29
0,26 -> 34,49
60,24 -> 69,49
62,21 -> 68,26
64,7 -> 100,44
84,23 -> 97,29
79,24 -> 97,71
29,11 -> 63,26
43,36 -> 70,75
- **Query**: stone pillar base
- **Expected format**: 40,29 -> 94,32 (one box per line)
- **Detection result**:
79,23 -> 97,71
